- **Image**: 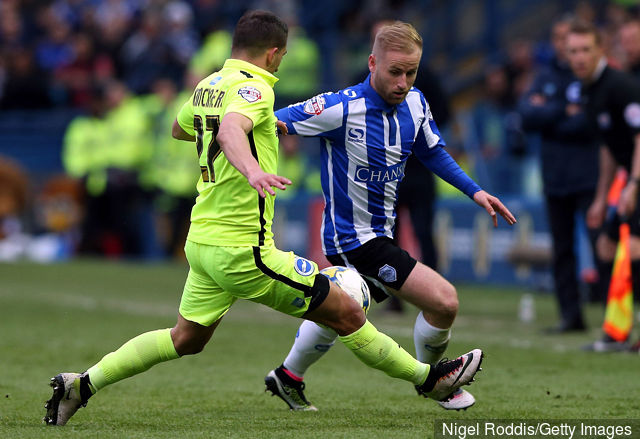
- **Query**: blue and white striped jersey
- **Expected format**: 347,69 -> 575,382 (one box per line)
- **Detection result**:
276,75 -> 477,256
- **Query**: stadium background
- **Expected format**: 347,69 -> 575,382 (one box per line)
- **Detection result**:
3,0 -> 617,288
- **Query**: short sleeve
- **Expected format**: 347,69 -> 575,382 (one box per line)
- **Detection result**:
276,92 -> 344,137
224,81 -> 273,128
176,96 -> 195,136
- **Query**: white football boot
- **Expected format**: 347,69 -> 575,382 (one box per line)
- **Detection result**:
415,348 -> 483,401
43,373 -> 89,426
436,388 -> 476,410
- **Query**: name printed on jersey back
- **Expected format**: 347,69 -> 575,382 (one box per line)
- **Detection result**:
193,87 -> 226,108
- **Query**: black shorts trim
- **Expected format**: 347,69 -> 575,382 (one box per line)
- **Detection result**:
326,236 -> 417,302
305,273 -> 330,314
252,246 -> 310,293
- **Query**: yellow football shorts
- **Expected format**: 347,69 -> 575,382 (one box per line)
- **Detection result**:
179,240 -> 319,326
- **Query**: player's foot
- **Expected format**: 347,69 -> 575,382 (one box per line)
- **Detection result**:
415,349 -> 483,401
43,373 -> 91,426
436,388 -> 476,410
265,366 -> 317,411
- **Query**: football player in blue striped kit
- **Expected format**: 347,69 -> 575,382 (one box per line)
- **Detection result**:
265,21 -> 516,411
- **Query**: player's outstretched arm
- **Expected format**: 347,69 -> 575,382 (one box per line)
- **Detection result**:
217,112 -> 291,198
472,190 -> 517,227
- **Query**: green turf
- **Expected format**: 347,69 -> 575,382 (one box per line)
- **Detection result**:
1,260 -> 638,438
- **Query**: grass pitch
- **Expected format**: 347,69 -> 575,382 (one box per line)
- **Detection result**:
1,260 -> 638,438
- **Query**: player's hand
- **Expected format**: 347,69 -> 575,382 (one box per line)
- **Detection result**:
586,198 -> 607,229
277,120 -> 288,135
618,181 -> 639,217
247,170 -> 292,198
472,190 -> 517,227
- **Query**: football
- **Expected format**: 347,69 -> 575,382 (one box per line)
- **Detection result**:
320,266 -> 371,314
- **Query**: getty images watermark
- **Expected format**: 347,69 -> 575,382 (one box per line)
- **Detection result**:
434,419 -> 640,439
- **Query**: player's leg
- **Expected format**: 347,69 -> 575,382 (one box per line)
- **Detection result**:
336,237 -> 474,409
256,245 -> 482,409
267,238 -> 466,410
271,242 -> 397,385
44,241 -> 233,426
394,261 -> 476,410
302,278 -> 482,400
397,262 -> 457,362
281,320 -> 337,377
336,237 -> 457,364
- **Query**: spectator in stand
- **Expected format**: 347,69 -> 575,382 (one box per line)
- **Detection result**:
519,16 -> 600,333
34,10 -> 74,73
54,32 -> 115,109
140,78 -> 199,259
120,11 -> 174,94
1,47 -> 52,109
63,80 -> 156,258
470,64 -> 527,195
0,3 -> 27,49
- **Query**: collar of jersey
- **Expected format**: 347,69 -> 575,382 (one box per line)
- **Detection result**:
223,59 -> 278,87
360,73 -> 397,113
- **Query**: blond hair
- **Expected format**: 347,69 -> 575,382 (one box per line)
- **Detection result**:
372,21 -> 423,55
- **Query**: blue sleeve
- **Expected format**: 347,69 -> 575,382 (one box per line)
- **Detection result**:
275,107 -> 295,134
275,92 -> 344,138
414,145 -> 482,199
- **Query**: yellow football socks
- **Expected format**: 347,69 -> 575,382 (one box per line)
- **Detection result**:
339,320 -> 429,385
87,328 -> 179,391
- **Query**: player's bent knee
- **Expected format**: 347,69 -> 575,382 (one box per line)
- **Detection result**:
434,284 -> 458,321
331,299 -> 366,335
172,334 -> 207,356
171,320 -> 215,356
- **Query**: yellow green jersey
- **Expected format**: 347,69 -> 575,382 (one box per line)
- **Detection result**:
177,58 -> 280,247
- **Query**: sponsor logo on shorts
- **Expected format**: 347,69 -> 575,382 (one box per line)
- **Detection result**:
378,264 -> 397,283
291,297 -> 306,308
294,257 -> 314,276
238,86 -> 261,103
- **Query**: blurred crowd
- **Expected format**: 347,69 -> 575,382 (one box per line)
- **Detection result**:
2,0 -> 640,264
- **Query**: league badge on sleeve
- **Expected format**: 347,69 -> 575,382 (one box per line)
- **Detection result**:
238,86 -> 262,103
303,96 -> 326,115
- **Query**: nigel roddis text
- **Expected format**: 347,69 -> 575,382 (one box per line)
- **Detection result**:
193,87 -> 226,108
